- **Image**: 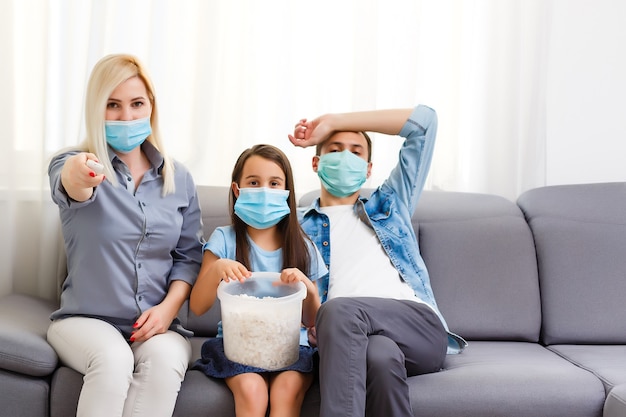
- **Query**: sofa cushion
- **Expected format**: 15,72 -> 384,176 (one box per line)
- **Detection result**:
49,366 -> 81,417
548,344 -> 626,393
178,186 -> 231,337
0,369 -> 50,417
415,191 -> 541,341
51,366 -> 323,417
0,294 -> 58,376
179,300 -> 222,338
518,182 -> 626,344
409,341 -> 605,417
196,185 -> 231,238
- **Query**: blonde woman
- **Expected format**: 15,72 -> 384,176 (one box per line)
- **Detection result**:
47,54 -> 203,417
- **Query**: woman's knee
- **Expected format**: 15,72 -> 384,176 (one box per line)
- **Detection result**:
48,317 -> 134,376
133,331 -> 191,377
92,343 -> 135,371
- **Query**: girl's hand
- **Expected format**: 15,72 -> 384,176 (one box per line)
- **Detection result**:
279,268 -> 321,329
213,258 -> 251,283
307,326 -> 318,348
277,268 -> 317,296
278,267 -> 309,285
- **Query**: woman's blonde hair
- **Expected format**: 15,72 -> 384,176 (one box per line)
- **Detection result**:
82,53 -> 175,195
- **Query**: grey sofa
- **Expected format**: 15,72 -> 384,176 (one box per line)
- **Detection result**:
1,182 -> 625,417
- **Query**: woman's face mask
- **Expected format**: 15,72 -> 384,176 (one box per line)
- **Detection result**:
316,150 -> 368,197
105,117 -> 152,153
234,187 -> 291,229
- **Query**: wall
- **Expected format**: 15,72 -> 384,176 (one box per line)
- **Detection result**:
546,0 -> 626,186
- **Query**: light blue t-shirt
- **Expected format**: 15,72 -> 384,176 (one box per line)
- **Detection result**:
203,225 -> 328,345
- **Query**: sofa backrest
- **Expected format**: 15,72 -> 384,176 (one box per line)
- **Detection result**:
517,182 -> 626,345
414,190 -> 541,341
179,186 -> 231,336
299,188 -> 542,342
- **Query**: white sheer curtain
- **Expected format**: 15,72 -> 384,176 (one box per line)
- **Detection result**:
1,0 -> 550,300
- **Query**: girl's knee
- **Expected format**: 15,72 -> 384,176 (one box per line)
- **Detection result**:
269,371 -> 312,404
228,373 -> 269,405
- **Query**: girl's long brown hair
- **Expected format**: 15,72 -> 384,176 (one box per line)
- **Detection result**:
230,144 -> 311,275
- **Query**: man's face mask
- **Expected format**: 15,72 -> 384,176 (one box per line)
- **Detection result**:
316,150 -> 368,198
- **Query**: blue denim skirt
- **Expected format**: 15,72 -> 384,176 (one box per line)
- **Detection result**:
192,337 -> 317,378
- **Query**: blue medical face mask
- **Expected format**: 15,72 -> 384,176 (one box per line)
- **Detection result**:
105,117 -> 152,153
234,187 -> 291,229
316,150 -> 368,198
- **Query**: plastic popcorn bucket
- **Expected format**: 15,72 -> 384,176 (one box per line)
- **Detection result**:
217,272 -> 306,370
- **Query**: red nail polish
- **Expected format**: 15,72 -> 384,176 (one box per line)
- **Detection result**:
133,322 -> 139,328
130,337 -> 135,342
89,172 -> 95,177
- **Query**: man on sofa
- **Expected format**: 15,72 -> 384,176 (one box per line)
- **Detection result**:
288,105 -> 467,417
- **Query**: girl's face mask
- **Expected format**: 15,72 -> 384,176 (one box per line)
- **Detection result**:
316,150 -> 368,197
234,187 -> 290,229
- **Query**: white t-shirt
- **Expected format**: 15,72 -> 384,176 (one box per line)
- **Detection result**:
320,205 -> 422,302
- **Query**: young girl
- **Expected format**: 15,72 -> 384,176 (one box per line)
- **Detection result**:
190,144 -> 327,417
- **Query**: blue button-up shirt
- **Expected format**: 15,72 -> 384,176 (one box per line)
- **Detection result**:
48,142 -> 203,338
299,105 -> 467,354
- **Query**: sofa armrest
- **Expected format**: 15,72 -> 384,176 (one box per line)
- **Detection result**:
605,384 -> 626,417
0,294 -> 58,376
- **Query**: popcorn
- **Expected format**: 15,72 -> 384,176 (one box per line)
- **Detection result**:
222,295 -> 301,370
218,273 -> 307,370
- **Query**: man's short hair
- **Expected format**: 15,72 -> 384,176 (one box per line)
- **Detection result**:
316,131 -> 372,162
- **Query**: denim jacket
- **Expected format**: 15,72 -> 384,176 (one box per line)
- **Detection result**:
299,105 -> 467,354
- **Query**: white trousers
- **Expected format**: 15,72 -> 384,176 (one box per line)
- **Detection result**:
47,317 -> 191,417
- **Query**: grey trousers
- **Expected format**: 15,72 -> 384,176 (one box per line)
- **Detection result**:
316,297 -> 447,417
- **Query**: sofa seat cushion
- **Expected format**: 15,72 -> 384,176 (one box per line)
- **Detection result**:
189,336 -> 209,365
0,369 -> 50,417
0,294 -> 58,376
405,341 -> 605,417
549,344 -> 626,393
50,366 -> 323,417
